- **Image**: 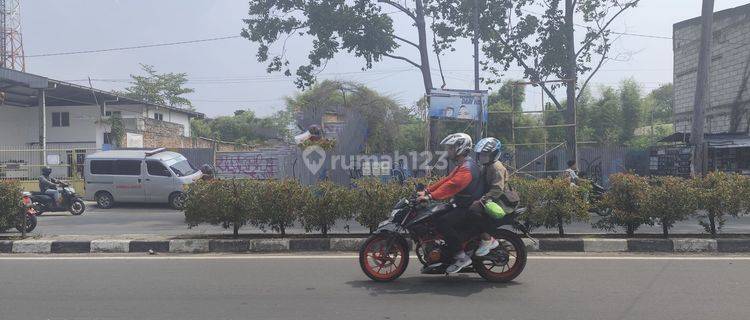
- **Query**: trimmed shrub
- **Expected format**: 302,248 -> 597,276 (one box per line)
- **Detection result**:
693,172 -> 747,237
645,176 -> 697,238
184,179 -> 258,238
354,178 -> 407,233
596,173 -> 652,236
512,178 -> 590,235
299,181 -> 356,236
0,180 -> 22,232
254,179 -> 304,236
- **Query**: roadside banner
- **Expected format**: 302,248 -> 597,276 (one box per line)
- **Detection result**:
428,89 -> 488,121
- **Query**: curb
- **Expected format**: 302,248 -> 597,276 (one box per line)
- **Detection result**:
0,238 -> 743,254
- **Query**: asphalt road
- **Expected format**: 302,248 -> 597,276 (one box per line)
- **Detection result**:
0,253 -> 749,320
4,201 -> 750,237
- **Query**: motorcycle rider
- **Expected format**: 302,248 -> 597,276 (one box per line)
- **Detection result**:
39,166 -> 62,206
417,133 -> 484,274
469,137 -> 509,257
200,164 -> 215,181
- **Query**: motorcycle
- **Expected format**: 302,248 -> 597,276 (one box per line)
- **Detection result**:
16,192 -> 38,233
588,182 -> 612,217
30,181 -> 86,215
358,185 -> 531,282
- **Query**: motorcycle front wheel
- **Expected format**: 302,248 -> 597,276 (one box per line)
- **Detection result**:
474,228 -> 527,283
69,200 -> 86,215
359,233 -> 409,282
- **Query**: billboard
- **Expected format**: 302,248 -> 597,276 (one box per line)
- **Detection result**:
428,89 -> 488,121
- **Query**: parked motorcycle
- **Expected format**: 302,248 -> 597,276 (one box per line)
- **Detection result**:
30,181 -> 86,215
358,185 -> 530,282
16,192 -> 38,233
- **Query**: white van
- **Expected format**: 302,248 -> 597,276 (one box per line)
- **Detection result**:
84,148 -> 203,209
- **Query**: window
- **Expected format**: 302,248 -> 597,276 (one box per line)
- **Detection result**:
90,160 -> 115,175
154,113 -> 164,121
168,159 -> 196,177
147,160 -> 172,177
103,132 -> 112,145
105,111 -> 121,117
52,112 -> 70,127
114,160 -> 142,176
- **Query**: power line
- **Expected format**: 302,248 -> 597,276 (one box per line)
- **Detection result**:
25,35 -> 242,58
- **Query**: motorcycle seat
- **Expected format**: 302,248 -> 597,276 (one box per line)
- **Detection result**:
30,191 -> 46,196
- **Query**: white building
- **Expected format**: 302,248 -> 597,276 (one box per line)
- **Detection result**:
0,68 -> 204,179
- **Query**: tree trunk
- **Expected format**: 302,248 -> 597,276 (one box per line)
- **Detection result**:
414,0 -> 433,94
662,223 -> 669,238
233,223 -> 240,239
564,0 -> 578,164
322,224 -> 328,237
557,215 -> 565,236
626,224 -> 636,237
708,213 -> 717,238
280,225 -> 286,237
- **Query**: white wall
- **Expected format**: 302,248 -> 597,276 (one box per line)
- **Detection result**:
0,105 -> 38,146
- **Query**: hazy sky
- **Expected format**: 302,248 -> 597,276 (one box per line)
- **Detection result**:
20,0 -> 750,118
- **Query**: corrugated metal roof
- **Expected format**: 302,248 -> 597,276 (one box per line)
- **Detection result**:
86,150 -> 183,161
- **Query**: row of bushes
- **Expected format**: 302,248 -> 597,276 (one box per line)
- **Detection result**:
515,172 -> 750,237
185,172 -> 750,238
184,177 -> 436,237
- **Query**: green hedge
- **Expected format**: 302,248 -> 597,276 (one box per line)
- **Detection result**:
0,180 -> 22,232
183,173 -> 750,238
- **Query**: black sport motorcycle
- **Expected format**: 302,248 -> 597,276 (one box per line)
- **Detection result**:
30,181 -> 86,216
358,186 -> 531,282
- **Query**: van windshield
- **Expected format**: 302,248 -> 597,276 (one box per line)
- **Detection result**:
167,158 -> 197,177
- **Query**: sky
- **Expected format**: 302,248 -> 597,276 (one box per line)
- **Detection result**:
19,0 -> 750,118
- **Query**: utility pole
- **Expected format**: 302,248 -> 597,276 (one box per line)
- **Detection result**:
564,0 -> 578,166
473,0 -> 482,141
691,0 -> 714,177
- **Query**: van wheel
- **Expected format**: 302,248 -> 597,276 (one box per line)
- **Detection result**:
96,192 -> 114,209
170,192 -> 187,210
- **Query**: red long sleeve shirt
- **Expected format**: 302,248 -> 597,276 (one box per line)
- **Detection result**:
427,160 -> 473,200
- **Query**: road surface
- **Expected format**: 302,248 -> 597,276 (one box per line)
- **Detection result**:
0,253 -> 749,319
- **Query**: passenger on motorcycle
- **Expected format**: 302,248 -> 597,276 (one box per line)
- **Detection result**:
39,167 -> 62,206
469,137 -> 509,257
417,133 -> 484,274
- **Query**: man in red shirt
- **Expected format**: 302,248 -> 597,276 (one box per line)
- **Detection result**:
417,133 -> 484,274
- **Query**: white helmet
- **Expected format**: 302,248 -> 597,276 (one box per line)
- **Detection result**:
440,133 -> 473,159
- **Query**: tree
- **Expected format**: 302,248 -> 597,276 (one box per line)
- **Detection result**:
190,109 -> 293,144
642,83 -> 673,124
242,0 -> 455,93
286,80 -> 408,153
620,78 -> 642,143
118,64 -> 194,110
438,0 -> 640,159
587,87 -> 621,144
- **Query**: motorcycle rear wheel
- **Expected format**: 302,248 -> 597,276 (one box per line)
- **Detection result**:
474,228 -> 527,283
359,234 -> 409,282
15,214 -> 37,233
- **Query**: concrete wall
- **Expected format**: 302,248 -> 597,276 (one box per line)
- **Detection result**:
0,105 -> 37,145
673,4 -> 750,134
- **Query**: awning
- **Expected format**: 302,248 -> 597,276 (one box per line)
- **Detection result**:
659,132 -> 750,149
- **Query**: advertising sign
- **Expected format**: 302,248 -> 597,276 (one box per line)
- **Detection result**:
428,89 -> 488,121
